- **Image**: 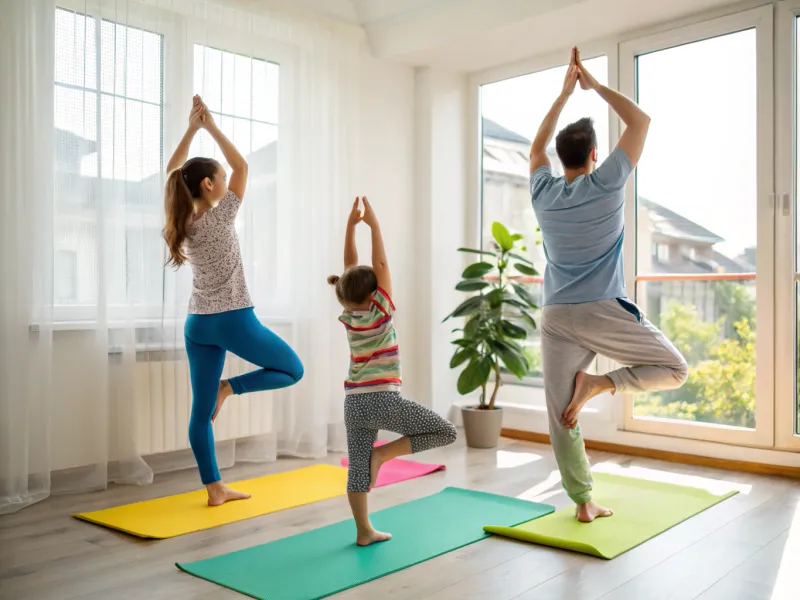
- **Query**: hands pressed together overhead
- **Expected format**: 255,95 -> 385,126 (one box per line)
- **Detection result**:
189,94 -> 216,130
562,47 -> 600,97
348,196 -> 378,229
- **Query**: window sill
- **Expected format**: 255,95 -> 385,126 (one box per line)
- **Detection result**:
30,314 -> 295,333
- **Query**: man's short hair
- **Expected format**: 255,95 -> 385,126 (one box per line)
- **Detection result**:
555,117 -> 597,169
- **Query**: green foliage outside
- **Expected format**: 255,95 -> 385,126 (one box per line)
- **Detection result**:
636,281 -> 756,428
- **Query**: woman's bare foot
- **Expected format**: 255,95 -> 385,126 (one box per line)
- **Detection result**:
368,447 -> 387,492
561,372 -> 615,429
206,481 -> 251,507
356,529 -> 393,546
211,380 -> 233,423
576,501 -> 613,523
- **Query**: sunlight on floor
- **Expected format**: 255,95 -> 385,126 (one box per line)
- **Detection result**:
592,461 -> 752,495
516,470 -> 563,503
771,500 -> 800,600
496,450 -> 542,470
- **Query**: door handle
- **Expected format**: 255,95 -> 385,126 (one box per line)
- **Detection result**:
783,193 -> 790,217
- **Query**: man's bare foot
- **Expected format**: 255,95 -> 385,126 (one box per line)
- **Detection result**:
368,447 -> 387,492
211,380 -> 233,423
206,482 -> 251,507
561,372 -> 615,429
356,529 -> 392,546
576,501 -> 613,523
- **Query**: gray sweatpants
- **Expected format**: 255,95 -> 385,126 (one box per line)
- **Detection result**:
542,298 -> 688,504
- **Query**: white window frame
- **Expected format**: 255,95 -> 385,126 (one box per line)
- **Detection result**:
619,5 -> 775,448
774,0 -> 800,451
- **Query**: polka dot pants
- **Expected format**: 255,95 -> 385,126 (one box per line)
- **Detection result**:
344,391 -> 458,492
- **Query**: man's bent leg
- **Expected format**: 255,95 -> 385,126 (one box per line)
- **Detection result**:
573,298 -> 688,394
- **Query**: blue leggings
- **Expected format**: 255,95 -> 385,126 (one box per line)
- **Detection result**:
184,307 -> 304,484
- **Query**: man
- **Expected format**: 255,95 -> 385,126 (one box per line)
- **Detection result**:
530,48 -> 688,522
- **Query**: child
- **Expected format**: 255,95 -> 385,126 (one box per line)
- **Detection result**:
329,196 -> 457,546
164,97 -> 304,506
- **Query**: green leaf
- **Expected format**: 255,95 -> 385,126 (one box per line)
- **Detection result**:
464,315 -> 482,338
496,345 -> 529,379
486,288 -> 505,308
501,320 -> 527,339
451,339 -> 472,347
462,262 -> 495,279
492,222 -> 513,251
508,252 -> 533,266
455,279 -> 490,292
457,356 -> 493,395
444,295 -> 485,321
520,309 -> 538,330
510,233 -> 525,242
457,247 -> 495,257
511,282 -> 539,309
501,294 -> 527,309
514,263 -> 539,276
450,347 -> 476,369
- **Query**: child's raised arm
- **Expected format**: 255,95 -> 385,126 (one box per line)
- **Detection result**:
196,98 -> 248,201
360,197 -> 391,298
344,197 -> 361,270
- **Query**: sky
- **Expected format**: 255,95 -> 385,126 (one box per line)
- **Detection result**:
480,30 -> 758,261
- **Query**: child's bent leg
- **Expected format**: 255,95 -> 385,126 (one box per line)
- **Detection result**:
185,336 -> 251,505
368,392 -> 457,489
220,309 -> 304,395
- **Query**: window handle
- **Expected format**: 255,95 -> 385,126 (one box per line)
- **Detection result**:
770,193 -> 775,212
782,193 -> 790,217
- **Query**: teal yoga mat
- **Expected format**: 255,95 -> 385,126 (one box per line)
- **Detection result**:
177,487 -> 553,600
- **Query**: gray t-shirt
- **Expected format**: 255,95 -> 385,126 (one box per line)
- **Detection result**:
531,147 -> 633,306
184,189 -> 253,315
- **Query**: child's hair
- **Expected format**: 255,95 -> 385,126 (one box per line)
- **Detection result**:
327,266 -> 378,305
163,157 -> 220,267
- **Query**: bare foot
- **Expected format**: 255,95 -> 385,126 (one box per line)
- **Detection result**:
368,447 -> 387,492
356,529 -> 392,546
211,380 -> 233,423
206,482 -> 251,507
576,501 -> 613,523
561,372 -> 614,429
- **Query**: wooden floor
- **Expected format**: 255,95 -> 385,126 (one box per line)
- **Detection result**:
2,434 -> 800,600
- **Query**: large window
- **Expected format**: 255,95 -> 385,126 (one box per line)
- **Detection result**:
621,6 -> 773,447
478,56 -> 608,383
54,7 -> 164,315
633,30 -> 758,429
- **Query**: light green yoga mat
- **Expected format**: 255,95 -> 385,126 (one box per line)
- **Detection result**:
484,472 -> 738,559
177,487 -> 553,599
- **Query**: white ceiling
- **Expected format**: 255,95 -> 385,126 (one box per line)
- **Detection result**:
224,0 -> 743,71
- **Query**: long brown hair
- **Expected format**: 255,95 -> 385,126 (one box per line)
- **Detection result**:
163,157 -> 219,267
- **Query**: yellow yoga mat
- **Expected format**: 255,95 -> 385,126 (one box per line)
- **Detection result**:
73,464 -> 348,539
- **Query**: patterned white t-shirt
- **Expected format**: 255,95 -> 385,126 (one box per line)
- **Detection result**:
184,189 -> 253,315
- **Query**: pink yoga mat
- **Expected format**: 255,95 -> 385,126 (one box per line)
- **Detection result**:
339,441 -> 446,488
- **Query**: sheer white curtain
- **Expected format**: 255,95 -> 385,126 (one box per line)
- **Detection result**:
0,0 -> 359,513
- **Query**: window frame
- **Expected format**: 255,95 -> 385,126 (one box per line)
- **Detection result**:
619,5 -> 775,448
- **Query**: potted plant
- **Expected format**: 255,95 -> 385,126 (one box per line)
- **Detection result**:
444,222 -> 539,448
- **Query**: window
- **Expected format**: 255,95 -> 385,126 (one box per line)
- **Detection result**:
190,44 -> 282,308
54,7 -> 164,314
478,56 -> 608,384
622,6 -> 773,448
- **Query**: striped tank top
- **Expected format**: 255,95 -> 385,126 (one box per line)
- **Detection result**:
338,288 -> 401,395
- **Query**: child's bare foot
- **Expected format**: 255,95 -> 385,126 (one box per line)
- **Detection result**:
562,372 -> 614,429
576,501 -> 613,523
356,529 -> 392,546
211,380 -> 233,423
206,482 -> 251,507
368,447 -> 387,491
